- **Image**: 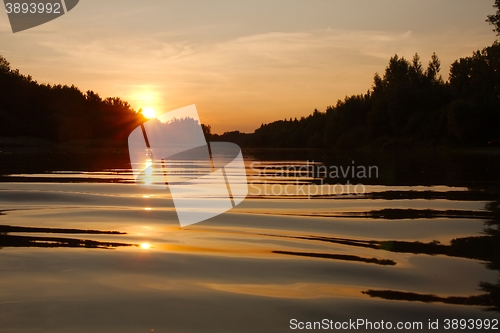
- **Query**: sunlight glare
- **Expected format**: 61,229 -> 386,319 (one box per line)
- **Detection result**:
142,107 -> 157,119
140,243 -> 151,250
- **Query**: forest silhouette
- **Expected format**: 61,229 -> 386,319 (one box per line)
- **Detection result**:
0,56 -> 143,146
208,42 -> 500,149
1,2 -> 500,150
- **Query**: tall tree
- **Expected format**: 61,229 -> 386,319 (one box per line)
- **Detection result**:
487,0 -> 500,36
426,52 -> 442,82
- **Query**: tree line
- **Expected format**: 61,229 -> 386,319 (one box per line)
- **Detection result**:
208,43 -> 500,149
208,1 -> 500,149
0,56 -> 144,146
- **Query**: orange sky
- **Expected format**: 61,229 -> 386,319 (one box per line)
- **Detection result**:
0,0 -> 497,133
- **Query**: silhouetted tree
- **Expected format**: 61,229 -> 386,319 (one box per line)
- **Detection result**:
448,43 -> 500,144
0,55 -> 144,145
487,0 -> 500,36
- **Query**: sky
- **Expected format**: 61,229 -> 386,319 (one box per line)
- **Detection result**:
0,0 -> 497,133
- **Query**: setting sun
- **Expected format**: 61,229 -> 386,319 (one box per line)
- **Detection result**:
140,243 -> 151,250
142,107 -> 157,119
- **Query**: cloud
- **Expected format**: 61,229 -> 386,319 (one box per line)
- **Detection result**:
32,28 -> 413,76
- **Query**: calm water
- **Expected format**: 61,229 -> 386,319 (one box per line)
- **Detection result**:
0,148 -> 499,332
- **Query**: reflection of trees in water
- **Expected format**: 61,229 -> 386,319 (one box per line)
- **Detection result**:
477,201 -> 500,311
269,196 -> 500,311
273,250 -> 396,266
0,225 -> 133,250
361,289 -> 497,309
362,200 -> 500,312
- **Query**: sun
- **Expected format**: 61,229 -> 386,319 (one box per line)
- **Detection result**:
142,107 -> 157,119
140,243 -> 151,250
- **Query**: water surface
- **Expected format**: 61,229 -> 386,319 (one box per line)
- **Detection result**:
0,148 -> 499,332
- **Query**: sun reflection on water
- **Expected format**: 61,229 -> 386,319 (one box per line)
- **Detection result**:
144,159 -> 153,185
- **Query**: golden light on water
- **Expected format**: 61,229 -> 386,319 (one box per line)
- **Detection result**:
144,159 -> 153,185
142,107 -> 157,119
